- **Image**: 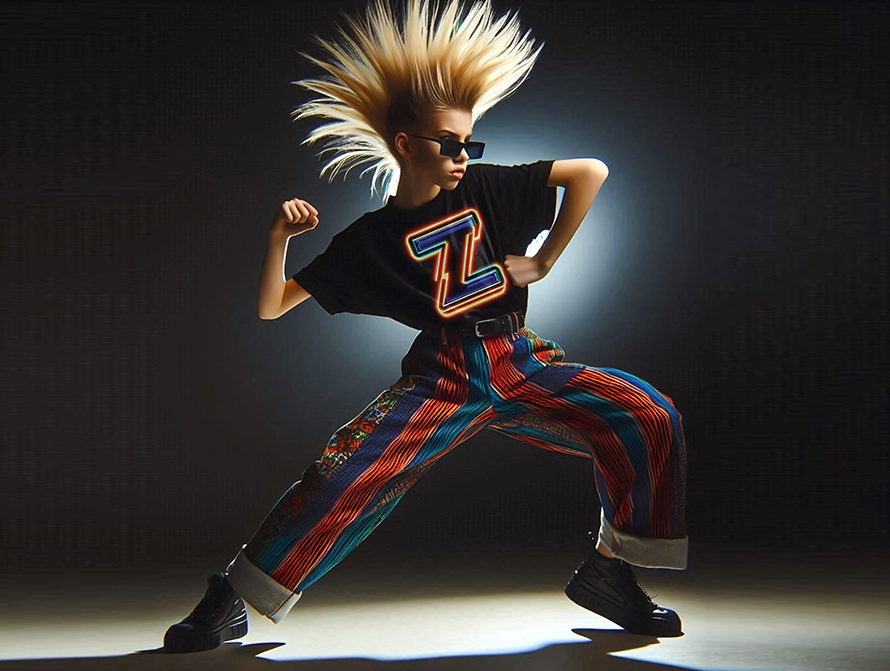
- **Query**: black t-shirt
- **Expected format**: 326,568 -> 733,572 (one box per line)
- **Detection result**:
292,160 -> 556,331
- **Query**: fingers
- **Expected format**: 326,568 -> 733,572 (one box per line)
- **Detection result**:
281,198 -> 319,225
293,200 -> 310,222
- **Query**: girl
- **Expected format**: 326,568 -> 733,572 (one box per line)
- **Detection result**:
163,0 -> 688,653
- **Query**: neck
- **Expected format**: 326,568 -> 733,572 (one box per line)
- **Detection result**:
390,170 -> 441,210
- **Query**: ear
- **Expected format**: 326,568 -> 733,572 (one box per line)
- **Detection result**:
394,132 -> 412,161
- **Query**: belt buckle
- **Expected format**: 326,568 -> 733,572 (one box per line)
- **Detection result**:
473,314 -> 513,338
474,318 -> 495,337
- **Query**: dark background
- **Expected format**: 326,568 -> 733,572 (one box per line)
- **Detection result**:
3,1 -> 887,573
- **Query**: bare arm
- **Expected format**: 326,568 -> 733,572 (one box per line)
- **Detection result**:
503,158 -> 608,288
538,158 -> 609,270
258,198 -> 319,320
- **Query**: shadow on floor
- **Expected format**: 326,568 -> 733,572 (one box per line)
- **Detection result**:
0,630 -> 693,671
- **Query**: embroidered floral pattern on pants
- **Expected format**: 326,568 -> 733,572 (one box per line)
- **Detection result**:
249,376 -> 417,553
316,376 -> 415,479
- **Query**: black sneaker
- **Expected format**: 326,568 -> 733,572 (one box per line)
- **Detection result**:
565,550 -> 682,637
163,572 -> 249,653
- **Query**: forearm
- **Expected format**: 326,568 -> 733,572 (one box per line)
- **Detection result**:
258,231 -> 290,320
535,165 -> 608,271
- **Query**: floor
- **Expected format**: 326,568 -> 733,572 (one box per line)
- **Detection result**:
0,550 -> 886,670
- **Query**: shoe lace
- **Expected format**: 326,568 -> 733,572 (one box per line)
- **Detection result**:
187,578 -> 230,622
619,562 -> 659,610
189,599 -> 221,622
636,583 -> 658,608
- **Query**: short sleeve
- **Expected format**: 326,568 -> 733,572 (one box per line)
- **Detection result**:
480,160 -> 557,254
291,231 -> 358,316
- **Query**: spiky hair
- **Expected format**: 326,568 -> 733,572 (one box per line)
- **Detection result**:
291,0 -> 544,200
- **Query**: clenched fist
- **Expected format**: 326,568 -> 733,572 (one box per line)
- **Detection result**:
269,198 -> 319,238
503,253 -> 549,288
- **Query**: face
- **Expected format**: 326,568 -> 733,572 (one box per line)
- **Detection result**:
395,107 -> 474,190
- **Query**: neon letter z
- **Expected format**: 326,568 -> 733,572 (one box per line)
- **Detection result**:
405,208 -> 507,318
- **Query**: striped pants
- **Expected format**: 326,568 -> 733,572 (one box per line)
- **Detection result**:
225,325 -> 687,623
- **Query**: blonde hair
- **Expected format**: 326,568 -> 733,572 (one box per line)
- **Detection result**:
291,0 -> 544,199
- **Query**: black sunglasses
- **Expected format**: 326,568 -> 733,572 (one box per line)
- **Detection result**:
408,134 -> 485,159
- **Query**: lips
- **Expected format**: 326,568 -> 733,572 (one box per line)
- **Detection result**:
450,170 -> 465,179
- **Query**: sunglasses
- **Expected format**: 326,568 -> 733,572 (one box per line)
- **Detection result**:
408,134 -> 485,159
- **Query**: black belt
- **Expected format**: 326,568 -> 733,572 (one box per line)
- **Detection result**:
438,311 -> 525,340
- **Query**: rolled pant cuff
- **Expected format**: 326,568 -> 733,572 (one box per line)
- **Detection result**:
225,544 -> 302,624
597,511 -> 688,570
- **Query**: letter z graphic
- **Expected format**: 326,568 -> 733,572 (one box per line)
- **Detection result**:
405,208 -> 507,318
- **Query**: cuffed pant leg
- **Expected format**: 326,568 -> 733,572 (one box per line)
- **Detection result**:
485,328 -> 689,570
597,509 -> 688,569
227,330 -> 493,619
225,544 -> 302,624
